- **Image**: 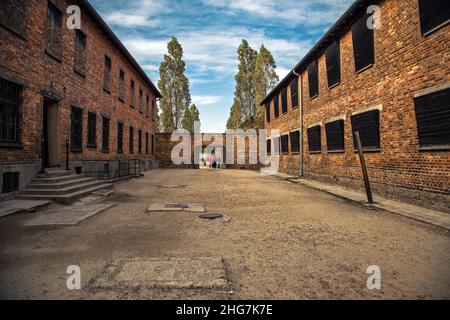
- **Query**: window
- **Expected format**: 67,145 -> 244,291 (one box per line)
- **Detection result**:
325,120 -> 345,152
45,2 -> 62,60
151,134 -> 155,154
103,56 -> 111,92
145,132 -> 149,154
266,139 -> 271,155
130,80 -> 135,108
102,117 -> 110,152
352,13 -> 375,73
87,112 -> 96,148
290,131 -> 300,153
307,125 -> 321,153
308,60 -> 319,98
281,88 -> 288,114
418,0 -> 450,36
119,70 -> 125,102
274,95 -> 280,118
325,41 -> 341,88
152,100 -> 155,121
281,134 -> 289,154
138,129 -> 142,154
0,0 -> 28,38
129,126 -> 134,153
0,78 -> 21,146
2,172 -> 19,193
290,77 -> 298,108
70,106 -> 83,151
117,122 -> 123,153
265,103 -> 270,123
146,95 -> 149,116
139,88 -> 143,113
414,87 -> 450,149
351,110 -> 380,150
74,30 -> 86,76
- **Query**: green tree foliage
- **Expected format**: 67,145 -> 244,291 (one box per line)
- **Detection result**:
158,37 -> 191,133
254,45 -> 279,129
226,98 -> 242,129
183,103 -> 201,133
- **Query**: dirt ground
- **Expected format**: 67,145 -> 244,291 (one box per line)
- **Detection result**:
0,169 -> 449,299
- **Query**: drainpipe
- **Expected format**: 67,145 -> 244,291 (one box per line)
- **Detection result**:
292,70 -> 304,177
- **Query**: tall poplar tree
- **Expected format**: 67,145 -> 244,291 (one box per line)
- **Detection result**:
254,45 -> 279,129
226,40 -> 257,129
158,37 -> 191,133
183,103 -> 200,133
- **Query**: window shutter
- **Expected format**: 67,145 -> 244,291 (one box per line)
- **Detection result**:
418,0 -> 450,35
414,87 -> 450,148
290,131 -> 300,153
325,120 -> 345,151
281,88 -> 288,114
325,41 -> 341,88
267,139 -> 271,155
290,77 -> 298,108
281,134 -> 289,154
0,78 -> 21,143
307,125 -> 321,152
274,95 -> 279,118
102,117 -> 110,152
70,107 -> 83,150
265,103 -> 271,123
308,60 -> 319,98
351,13 -> 375,73
351,110 -> 380,150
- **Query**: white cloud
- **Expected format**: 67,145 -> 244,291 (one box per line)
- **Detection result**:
103,0 -> 168,28
142,64 -> 160,71
192,95 -> 224,106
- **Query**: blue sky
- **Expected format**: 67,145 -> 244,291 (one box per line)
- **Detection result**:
90,0 -> 354,132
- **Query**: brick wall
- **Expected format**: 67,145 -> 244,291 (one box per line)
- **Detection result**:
265,0 -> 450,196
0,0 -> 159,177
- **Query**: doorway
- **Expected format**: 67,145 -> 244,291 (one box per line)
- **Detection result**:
42,98 -> 60,168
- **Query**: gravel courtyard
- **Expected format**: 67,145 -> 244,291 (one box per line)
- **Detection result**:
0,169 -> 449,299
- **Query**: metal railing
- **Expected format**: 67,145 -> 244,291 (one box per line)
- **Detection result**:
80,159 -> 143,181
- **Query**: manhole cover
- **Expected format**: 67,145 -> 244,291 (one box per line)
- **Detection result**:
166,203 -> 189,209
199,213 -> 223,220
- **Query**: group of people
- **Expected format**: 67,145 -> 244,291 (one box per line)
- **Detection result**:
204,153 -> 221,169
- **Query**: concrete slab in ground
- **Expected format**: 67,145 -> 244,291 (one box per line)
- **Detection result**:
147,203 -> 206,213
290,178 -> 450,230
158,184 -> 186,189
24,202 -> 117,226
89,257 -> 229,290
0,199 -> 52,218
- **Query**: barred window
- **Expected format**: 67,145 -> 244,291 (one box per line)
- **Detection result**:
117,122 -> 123,153
119,70 -> 125,102
0,78 -> 21,145
265,103 -> 270,123
308,60 -> 319,98
0,0 -> 28,38
351,110 -> 380,150
103,56 -> 112,92
45,2 -> 62,60
138,129 -> 142,154
145,132 -> 149,154
281,134 -> 289,154
130,80 -> 135,108
151,134 -> 155,154
146,95 -> 149,115
307,125 -> 321,153
352,13 -> 375,73
152,100 -> 155,121
139,88 -> 143,113
418,0 -> 450,36
129,126 -> 134,153
290,77 -> 298,109
325,41 -> 341,88
267,139 -> 271,155
274,95 -> 279,118
102,117 -> 110,152
87,112 -> 96,148
74,30 -> 87,76
325,120 -> 345,152
290,131 -> 300,153
281,87 -> 288,114
70,107 -> 83,151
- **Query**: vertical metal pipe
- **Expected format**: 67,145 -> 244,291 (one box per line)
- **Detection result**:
355,131 -> 374,204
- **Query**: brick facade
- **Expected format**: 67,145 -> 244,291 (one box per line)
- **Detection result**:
263,0 -> 449,206
0,0 -> 161,196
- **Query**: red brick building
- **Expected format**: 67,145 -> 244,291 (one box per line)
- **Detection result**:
0,0 -> 161,198
261,0 -> 449,209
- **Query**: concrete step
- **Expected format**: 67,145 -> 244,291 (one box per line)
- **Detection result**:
36,170 -> 74,178
21,180 -> 106,195
31,174 -> 86,184
27,177 -> 96,189
16,183 -> 113,204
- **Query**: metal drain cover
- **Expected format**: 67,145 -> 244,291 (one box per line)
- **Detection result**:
199,213 -> 223,220
166,203 -> 189,209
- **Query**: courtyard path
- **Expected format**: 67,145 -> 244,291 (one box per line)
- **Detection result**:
0,169 -> 449,299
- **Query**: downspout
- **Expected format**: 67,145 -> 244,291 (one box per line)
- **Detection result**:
292,70 -> 304,177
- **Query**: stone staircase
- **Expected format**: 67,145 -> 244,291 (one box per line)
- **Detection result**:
17,170 -> 112,204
